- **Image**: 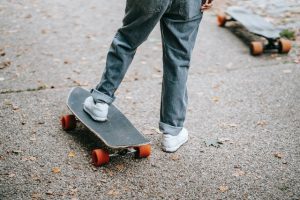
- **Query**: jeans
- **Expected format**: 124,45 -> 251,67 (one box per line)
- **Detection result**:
91,0 -> 203,136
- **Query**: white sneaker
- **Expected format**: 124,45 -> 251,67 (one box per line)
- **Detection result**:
83,96 -> 108,122
161,128 -> 188,152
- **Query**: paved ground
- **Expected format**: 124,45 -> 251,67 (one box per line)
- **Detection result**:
0,0 -> 299,199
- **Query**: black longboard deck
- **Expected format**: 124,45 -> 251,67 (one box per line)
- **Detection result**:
226,6 -> 280,39
67,87 -> 150,148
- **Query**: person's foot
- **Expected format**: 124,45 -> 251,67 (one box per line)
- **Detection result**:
83,96 -> 108,121
161,128 -> 188,152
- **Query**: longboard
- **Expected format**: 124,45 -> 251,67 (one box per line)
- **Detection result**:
217,6 -> 292,55
61,87 -> 151,166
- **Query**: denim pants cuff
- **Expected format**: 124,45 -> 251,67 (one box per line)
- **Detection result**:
159,122 -> 182,136
90,88 -> 115,104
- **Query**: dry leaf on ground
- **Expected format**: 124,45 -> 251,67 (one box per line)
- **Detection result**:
171,154 -> 180,161
212,96 -> 220,103
219,185 -> 229,192
52,167 -> 61,173
46,190 -> 54,195
257,120 -> 267,126
115,164 -> 125,171
107,189 -> 119,196
0,61 -> 11,69
21,156 -> 37,161
68,151 -> 76,157
274,152 -> 284,159
31,192 -> 41,199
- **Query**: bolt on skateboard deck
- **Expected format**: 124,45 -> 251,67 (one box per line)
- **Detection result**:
217,6 -> 292,55
61,87 -> 151,166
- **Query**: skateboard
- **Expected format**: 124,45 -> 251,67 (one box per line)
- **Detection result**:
61,87 -> 151,166
217,6 -> 292,55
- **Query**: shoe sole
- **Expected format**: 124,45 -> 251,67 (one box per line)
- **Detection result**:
162,136 -> 188,153
83,105 -> 107,122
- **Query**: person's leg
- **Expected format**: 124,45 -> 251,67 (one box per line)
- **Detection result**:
159,0 -> 203,151
91,0 -> 170,104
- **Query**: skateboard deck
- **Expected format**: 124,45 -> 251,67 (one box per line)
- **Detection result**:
66,87 -> 150,148
226,6 -> 280,39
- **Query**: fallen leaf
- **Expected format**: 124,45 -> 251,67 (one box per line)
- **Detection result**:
274,152 -> 283,159
212,96 -> 220,103
46,190 -> 53,195
12,104 -> 19,110
69,188 -> 78,196
107,189 -> 119,196
234,165 -> 241,169
0,49 -> 5,56
228,123 -> 238,127
21,156 -> 37,161
171,154 -> 180,161
219,185 -> 229,192
31,192 -> 41,199
68,151 -> 76,157
52,167 -> 61,173
257,120 -> 267,126
0,60 -> 11,69
220,123 -> 238,128
218,138 -> 231,143
205,139 -> 222,148
12,150 -> 22,154
115,164 -> 125,171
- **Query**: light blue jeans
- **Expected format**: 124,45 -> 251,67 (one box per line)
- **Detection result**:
91,0 -> 203,136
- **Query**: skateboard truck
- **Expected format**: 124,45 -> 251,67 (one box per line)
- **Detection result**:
217,7 -> 292,56
250,38 -> 291,56
91,146 -> 151,166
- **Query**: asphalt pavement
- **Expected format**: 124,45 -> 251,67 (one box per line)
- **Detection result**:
0,0 -> 299,199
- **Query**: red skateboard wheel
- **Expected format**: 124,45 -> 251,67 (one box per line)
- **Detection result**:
250,41 -> 263,56
278,38 -> 291,54
92,149 -> 109,166
217,13 -> 227,27
61,115 -> 76,131
135,144 -> 151,158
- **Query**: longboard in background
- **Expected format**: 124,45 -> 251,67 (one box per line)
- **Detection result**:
217,6 -> 292,55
